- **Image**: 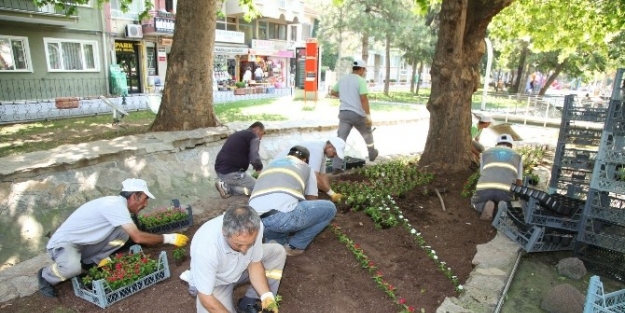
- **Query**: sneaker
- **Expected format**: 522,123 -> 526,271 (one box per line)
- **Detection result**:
369,149 -> 379,162
332,168 -> 345,175
237,298 -> 262,313
214,180 -> 231,199
284,243 -> 305,257
480,201 -> 495,221
37,268 -> 57,298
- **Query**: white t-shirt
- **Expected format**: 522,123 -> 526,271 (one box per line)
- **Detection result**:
274,140 -> 327,174
190,214 -> 264,295
47,196 -> 133,248
254,68 -> 263,78
243,70 -> 252,82
332,73 -> 369,117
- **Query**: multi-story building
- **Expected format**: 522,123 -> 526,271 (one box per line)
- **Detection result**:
0,0 -> 107,102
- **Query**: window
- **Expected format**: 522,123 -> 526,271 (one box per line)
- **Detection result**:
110,0 -> 144,19
258,21 -> 267,40
267,23 -> 286,40
290,25 -> 298,42
0,35 -> 32,72
44,38 -> 99,72
165,0 -> 174,12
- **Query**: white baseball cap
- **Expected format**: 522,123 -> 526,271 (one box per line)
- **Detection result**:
479,114 -> 493,123
328,137 -> 346,159
353,60 -> 366,68
497,134 -> 514,145
122,178 -> 155,199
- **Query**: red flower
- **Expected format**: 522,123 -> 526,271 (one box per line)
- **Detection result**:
398,298 -> 406,305
368,261 -> 375,268
408,306 -> 415,312
354,244 -> 360,249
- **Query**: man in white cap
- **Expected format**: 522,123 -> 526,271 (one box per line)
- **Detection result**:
330,59 -> 378,170
470,114 -> 493,158
471,134 -> 523,221
272,137 -> 346,202
37,178 -> 189,298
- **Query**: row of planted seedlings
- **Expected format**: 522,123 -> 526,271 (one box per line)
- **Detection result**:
332,158 -> 464,313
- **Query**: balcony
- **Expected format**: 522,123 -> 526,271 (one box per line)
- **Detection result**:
0,0 -> 78,26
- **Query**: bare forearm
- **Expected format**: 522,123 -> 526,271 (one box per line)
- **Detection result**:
198,293 -> 230,313
248,262 -> 271,297
316,172 -> 331,194
361,96 -> 370,114
130,232 -> 166,245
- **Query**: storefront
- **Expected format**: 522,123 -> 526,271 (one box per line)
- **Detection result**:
114,40 -> 143,94
248,39 -> 293,88
215,30 -> 248,83
141,12 -> 175,92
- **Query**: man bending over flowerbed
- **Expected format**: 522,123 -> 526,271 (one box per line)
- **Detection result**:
186,205 -> 285,313
38,178 -> 189,298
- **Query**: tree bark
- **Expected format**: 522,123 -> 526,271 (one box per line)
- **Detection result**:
362,32 -> 369,63
384,32 -> 391,95
419,0 -> 514,173
150,0 -> 219,131
410,60 -> 417,93
416,61 -> 424,95
512,41 -> 529,94
538,58 -> 568,95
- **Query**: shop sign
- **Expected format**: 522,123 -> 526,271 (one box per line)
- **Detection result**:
215,30 -> 245,44
155,17 -> 175,34
115,42 -> 134,53
251,39 -> 275,51
274,50 -> 294,58
248,49 -> 276,56
215,46 -> 249,54
158,47 -> 167,62
160,38 -> 173,46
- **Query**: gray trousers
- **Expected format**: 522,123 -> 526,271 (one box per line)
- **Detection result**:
333,110 -> 376,170
195,243 -> 286,313
471,189 -> 512,213
217,171 -> 256,196
42,226 -> 129,285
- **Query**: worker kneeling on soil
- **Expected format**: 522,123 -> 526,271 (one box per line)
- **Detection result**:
37,178 -> 189,298
471,134 -> 523,221
470,114 -> 493,159
186,205 -> 285,313
273,137 -> 347,202
249,145 -> 337,256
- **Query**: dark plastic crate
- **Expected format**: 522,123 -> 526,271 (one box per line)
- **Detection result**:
519,197 -> 583,231
325,156 -> 365,173
582,189 -> 625,227
136,199 -> 193,234
605,99 -> 624,131
579,217 -> 625,254
558,126 -> 604,146
575,242 -> 625,283
492,203 -> 575,253
562,107 -> 609,123
583,275 -> 625,313
590,162 -> 625,194
550,165 -> 593,186
595,131 -> 625,164
71,245 -> 170,308
548,181 -> 590,200
553,146 -> 598,171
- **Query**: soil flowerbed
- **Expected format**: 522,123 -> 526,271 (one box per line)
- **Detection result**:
1,167 -> 495,313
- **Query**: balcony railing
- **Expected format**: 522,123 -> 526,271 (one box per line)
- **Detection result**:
0,0 -> 72,15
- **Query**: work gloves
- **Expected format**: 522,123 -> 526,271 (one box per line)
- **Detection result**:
365,114 -> 373,127
330,193 -> 344,203
261,292 -> 279,313
98,257 -> 112,268
163,233 -> 190,247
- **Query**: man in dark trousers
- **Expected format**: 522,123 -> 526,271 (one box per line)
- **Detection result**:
471,134 -> 523,221
214,122 -> 265,198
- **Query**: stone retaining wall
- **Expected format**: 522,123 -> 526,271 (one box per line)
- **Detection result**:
0,118 -> 426,269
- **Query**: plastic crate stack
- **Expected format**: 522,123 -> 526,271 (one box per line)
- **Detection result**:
583,275 -> 625,313
575,68 -> 625,283
548,93 -> 608,200
492,185 -> 584,252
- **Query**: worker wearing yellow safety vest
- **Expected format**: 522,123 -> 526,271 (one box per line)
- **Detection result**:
471,134 -> 523,221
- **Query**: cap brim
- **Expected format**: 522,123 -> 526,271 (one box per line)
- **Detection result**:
144,190 -> 156,199
336,148 -> 344,160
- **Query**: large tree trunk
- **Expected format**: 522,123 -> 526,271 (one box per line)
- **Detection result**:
512,41 -> 529,94
410,60 -> 417,93
334,5 -> 344,71
538,58 -> 567,96
384,32 -> 391,95
419,0 -> 514,173
150,0 -> 219,131
416,61 -> 424,95
362,32 -> 369,63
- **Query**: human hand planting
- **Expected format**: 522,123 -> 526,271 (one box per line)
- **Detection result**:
330,193 -> 344,203
163,233 -> 189,247
261,292 -> 278,313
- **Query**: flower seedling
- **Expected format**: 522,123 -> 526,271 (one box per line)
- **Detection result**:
172,247 -> 186,264
82,250 -> 158,291
138,206 -> 188,229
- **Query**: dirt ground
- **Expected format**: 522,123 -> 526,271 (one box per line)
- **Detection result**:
0,169 -> 497,313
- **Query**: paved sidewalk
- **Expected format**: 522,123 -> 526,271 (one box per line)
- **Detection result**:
0,99 -> 562,306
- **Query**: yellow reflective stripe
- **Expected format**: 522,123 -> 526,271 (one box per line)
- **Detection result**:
366,143 -> 375,147
266,269 -> 283,280
252,187 -> 303,198
476,182 -> 512,191
108,239 -> 126,247
51,263 -> 66,281
482,162 -> 518,175
258,168 -> 305,190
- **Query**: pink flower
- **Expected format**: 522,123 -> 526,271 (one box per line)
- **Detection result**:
398,298 -> 406,305
408,306 -> 415,312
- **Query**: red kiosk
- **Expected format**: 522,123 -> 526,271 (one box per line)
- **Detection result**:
304,38 -> 319,102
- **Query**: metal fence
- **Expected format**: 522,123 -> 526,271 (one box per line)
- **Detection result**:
0,78 -> 109,103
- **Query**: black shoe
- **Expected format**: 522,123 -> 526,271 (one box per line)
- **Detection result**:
369,149 -> 379,162
38,268 -> 57,298
237,298 -> 262,313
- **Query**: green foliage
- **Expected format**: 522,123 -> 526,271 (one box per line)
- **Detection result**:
461,171 -> 480,198
138,206 -> 188,229
515,145 -> 547,183
172,247 -> 186,262
82,250 -> 158,291
235,82 -> 246,88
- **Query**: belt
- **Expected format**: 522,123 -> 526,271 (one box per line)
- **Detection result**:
260,209 -> 280,219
